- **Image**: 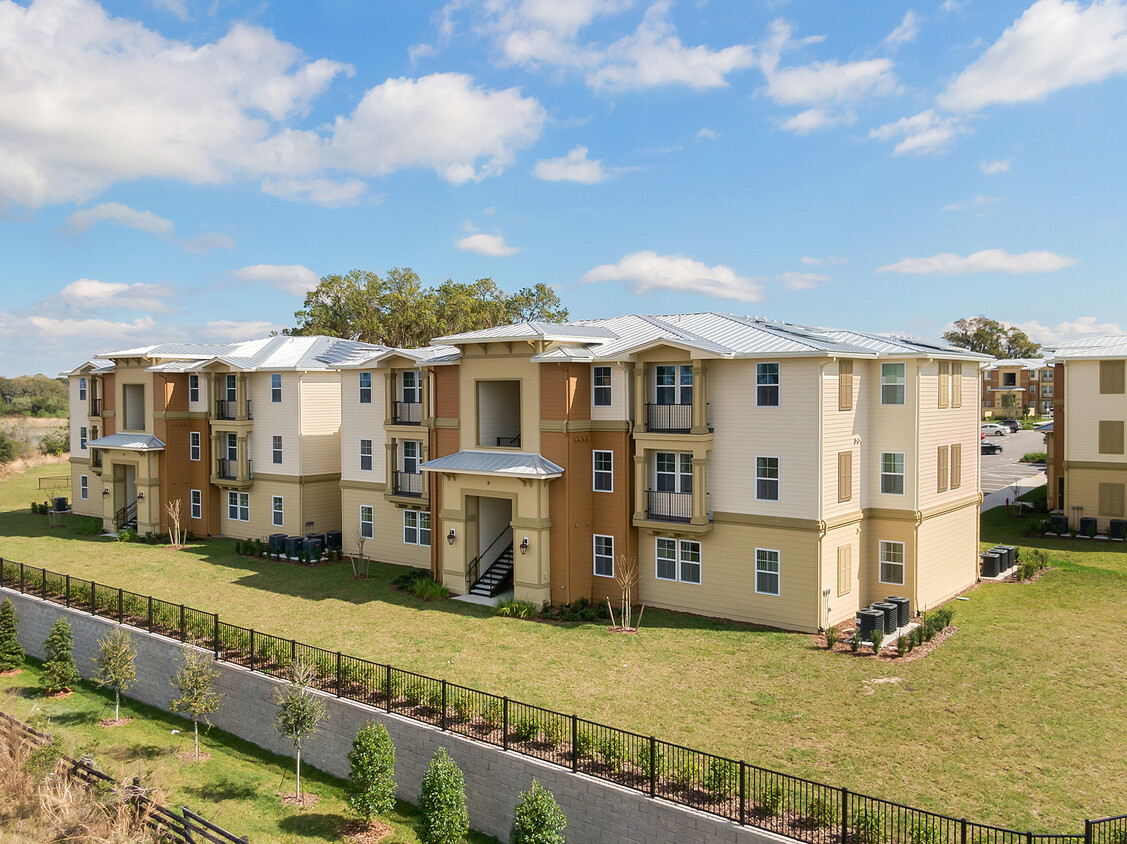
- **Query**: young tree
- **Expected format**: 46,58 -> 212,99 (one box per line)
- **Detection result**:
0,598 -> 24,671
347,721 -> 396,822
419,747 -> 468,844
169,648 -> 225,761
510,779 -> 567,844
351,522 -> 370,578
41,618 -> 80,694
613,554 -> 639,630
274,660 -> 329,803
92,627 -> 137,721
166,498 -> 183,547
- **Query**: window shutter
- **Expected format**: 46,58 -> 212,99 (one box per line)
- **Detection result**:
1100,360 -> 1126,394
950,443 -> 962,489
1099,421 -> 1125,455
1099,483 -> 1125,517
838,360 -> 853,411
937,445 -> 949,493
837,545 -> 852,596
951,363 -> 963,407
938,361 -> 949,408
837,450 -> 852,502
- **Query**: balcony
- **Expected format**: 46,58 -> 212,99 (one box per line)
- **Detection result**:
646,403 -> 692,433
392,401 -> 423,425
214,399 -> 252,421
646,490 -> 693,523
90,450 -> 103,474
216,458 -> 252,482
495,434 -> 521,448
88,398 -> 103,417
393,471 -> 424,497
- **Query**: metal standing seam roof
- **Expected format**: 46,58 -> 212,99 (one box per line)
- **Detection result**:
86,433 -> 166,451
984,358 -> 1048,371
91,335 -> 387,372
1050,335 -> 1127,360
420,450 -> 565,479
60,360 -> 116,376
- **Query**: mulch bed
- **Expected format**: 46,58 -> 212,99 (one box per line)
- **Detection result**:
812,625 -> 957,663
341,819 -> 394,843
1006,567 -> 1052,584
46,689 -> 74,699
280,792 -> 321,808
0,668 -> 23,677
98,717 -> 133,727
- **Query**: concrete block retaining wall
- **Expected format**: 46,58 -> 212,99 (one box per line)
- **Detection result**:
2,586 -> 787,844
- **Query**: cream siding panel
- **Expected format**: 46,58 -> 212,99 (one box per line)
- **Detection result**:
70,464 -> 104,518
864,359 -> 919,509
822,522 -> 862,627
915,502 -> 978,612
458,354 -> 540,454
300,477 -> 343,534
1065,468 -> 1127,529
821,362 -> 860,519
589,363 -> 629,422
1066,362 -> 1127,462
248,372 -> 301,477
340,487 -> 430,568
299,372 -> 343,475
913,361 -> 980,511
188,374 -> 208,413
219,481 -> 297,541
340,370 -> 387,483
69,376 -> 86,455
860,517 -> 916,608
708,359 -> 821,518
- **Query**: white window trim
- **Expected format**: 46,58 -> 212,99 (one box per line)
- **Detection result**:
189,374 -> 199,403
80,475 -> 88,499
402,440 -> 421,474
755,456 -> 780,502
78,378 -> 87,400
754,547 -> 781,596
360,438 -> 373,471
593,534 -> 615,578
654,537 -> 702,585
359,372 -> 373,404
654,451 -> 692,494
189,431 -> 200,462
227,491 -> 249,522
881,363 -> 906,406
593,450 -> 613,493
79,426 -> 87,450
592,366 -> 613,407
653,364 -> 692,406
878,540 -> 906,586
271,373 -> 282,403
360,505 -> 374,539
880,452 -> 906,496
272,495 -> 284,527
272,435 -> 283,465
756,362 -> 780,407
190,490 -> 202,520
403,508 -> 431,546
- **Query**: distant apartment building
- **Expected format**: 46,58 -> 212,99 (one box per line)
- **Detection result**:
1045,336 -> 1127,524
982,359 -> 1054,417
65,336 -> 381,540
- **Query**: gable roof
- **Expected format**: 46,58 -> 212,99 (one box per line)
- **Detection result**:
94,335 -> 388,372
1050,335 -> 1127,361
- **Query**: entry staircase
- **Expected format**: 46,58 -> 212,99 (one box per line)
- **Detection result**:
114,501 -> 137,532
468,544 -> 514,597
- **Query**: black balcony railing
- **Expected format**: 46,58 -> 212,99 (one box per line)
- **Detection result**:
646,490 -> 693,522
393,401 -> 423,425
394,471 -> 424,497
216,458 -> 237,480
214,399 -> 252,421
90,450 -> 102,469
496,434 -> 521,447
646,402 -> 692,432
88,398 -> 102,417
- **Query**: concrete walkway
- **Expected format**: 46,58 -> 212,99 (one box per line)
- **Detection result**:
980,473 -> 1046,513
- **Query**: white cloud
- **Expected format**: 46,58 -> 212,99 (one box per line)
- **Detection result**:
942,194 -> 1000,212
696,127 -> 720,140
484,0 -> 633,70
260,177 -> 369,206
233,264 -> 320,295
885,10 -> 920,46
801,255 -> 848,266
533,146 -> 624,183
580,251 -> 764,302
980,158 -> 1012,174
876,249 -> 1077,274
455,233 -> 521,257
939,0 -> 1127,112
199,320 -> 283,342
53,279 -> 176,313
779,271 -> 831,290
66,202 -> 175,237
779,107 -> 856,134
151,0 -> 189,20
1016,316 -> 1125,345
23,313 -> 160,341
180,232 -> 237,254
869,109 -> 969,155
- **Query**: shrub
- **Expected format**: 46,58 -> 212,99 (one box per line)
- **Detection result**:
419,747 -> 468,844
756,784 -> 785,816
635,743 -> 666,778
704,758 -> 737,797
804,795 -> 839,827
403,680 -> 428,706
541,717 -> 567,748
824,626 -> 841,649
510,779 -> 567,844
481,700 -> 503,732
451,693 -> 476,724
494,598 -> 537,618
852,808 -> 885,844
850,632 -> 860,653
669,760 -> 696,788
41,618 -> 79,694
574,729 -> 598,760
116,527 -> 137,543
1019,451 -> 1046,463
870,627 -> 883,655
424,686 -> 445,711
598,735 -> 627,772
347,722 -> 396,821
513,715 -> 542,743
1020,561 -> 1038,580
896,635 -> 907,657
411,576 -> 450,601
907,819 -> 942,844
0,598 -> 24,671
73,518 -> 103,536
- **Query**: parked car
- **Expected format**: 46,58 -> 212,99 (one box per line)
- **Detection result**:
998,419 -> 1021,433
981,441 -> 1004,455
980,423 -> 1007,437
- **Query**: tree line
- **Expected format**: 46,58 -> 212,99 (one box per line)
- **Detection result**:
942,316 -> 1041,359
0,375 -> 69,417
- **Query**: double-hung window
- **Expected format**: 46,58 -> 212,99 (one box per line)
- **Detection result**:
272,435 -> 283,465
227,491 -> 249,522
272,495 -> 284,527
360,506 -> 374,538
360,439 -> 373,471
879,541 -> 905,585
756,363 -> 780,407
404,509 -> 431,545
189,431 -> 201,461
402,370 -> 421,404
225,374 -> 237,404
226,433 -> 238,462
880,452 -> 905,495
190,490 -> 201,520
655,365 -> 692,405
271,373 -> 282,403
592,366 -> 612,407
402,441 -> 421,474
594,535 -> 614,577
189,374 -> 199,403
655,538 -> 701,584
78,377 -> 87,400
359,372 -> 372,404
881,363 -> 906,405
80,475 -> 88,500
79,426 -> 87,450
655,452 -> 692,493
756,457 -> 779,501
593,450 -> 613,492
755,549 -> 780,595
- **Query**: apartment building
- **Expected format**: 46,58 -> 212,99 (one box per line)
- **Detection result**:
65,335 -> 382,540
358,313 -> 986,633
1044,335 -> 1127,524
982,359 -> 1054,417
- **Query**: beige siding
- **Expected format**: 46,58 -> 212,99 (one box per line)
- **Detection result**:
300,477 -> 343,534
860,517 -> 916,609
1066,361 -> 1127,461
459,354 -> 541,454
248,372 -> 301,477
340,486 -> 430,568
861,359 -> 918,509
340,370 -> 387,483
915,501 -> 978,612
1065,467 -> 1127,530
589,362 -> 630,422
822,361 -> 860,519
69,376 -> 87,455
218,480 -> 295,540
70,463 -> 104,518
822,521 -> 862,627
299,372 -> 343,475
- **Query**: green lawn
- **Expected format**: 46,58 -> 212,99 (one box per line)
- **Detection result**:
4,463 -> 1127,830
0,660 -> 498,844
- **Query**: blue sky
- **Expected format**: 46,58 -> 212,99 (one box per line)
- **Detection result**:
1,0 -> 1125,376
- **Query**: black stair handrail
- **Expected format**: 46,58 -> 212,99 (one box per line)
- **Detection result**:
113,501 -> 137,530
466,526 -> 511,585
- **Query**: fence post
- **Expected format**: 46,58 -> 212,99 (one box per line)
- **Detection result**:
249,630 -> 256,672
739,761 -> 747,825
90,581 -> 96,615
441,680 -> 447,731
1085,819 -> 1092,844
961,819 -> 968,844
649,737 -> 657,798
502,697 -> 509,751
65,574 -> 70,608
336,652 -> 343,698
841,787 -> 849,844
213,614 -> 220,659
385,665 -> 392,712
571,715 -> 578,772
41,567 -> 46,600
147,596 -> 152,632
291,639 -> 296,664
118,589 -> 123,624
179,605 -> 186,642
20,562 -> 24,593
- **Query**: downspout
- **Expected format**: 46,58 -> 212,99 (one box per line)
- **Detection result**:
817,358 -> 834,631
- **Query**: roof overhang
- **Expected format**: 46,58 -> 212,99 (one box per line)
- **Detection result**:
420,450 -> 564,480
86,433 -> 166,452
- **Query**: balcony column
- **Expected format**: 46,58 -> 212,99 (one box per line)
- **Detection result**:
634,364 -> 647,433
236,373 -> 248,420
421,437 -> 430,498
691,362 -> 709,435
690,456 -> 708,526
212,374 -> 222,416
422,369 -> 432,424
633,453 -> 647,521
385,441 -> 395,493
384,371 -> 394,425
213,433 -> 223,475
237,435 -> 249,480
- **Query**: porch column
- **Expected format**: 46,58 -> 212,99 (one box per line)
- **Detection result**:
213,433 -> 223,476
421,437 -> 430,499
236,373 -> 248,420
633,453 -> 647,521
691,456 -> 709,526
237,435 -> 249,480
384,371 -> 395,425
691,362 -> 709,434
385,441 -> 395,493
634,364 -> 647,433
212,374 -> 222,416
422,369 -> 432,424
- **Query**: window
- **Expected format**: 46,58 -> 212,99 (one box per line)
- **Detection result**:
1099,421 -> 1125,455
403,509 -> 431,546
594,535 -> 614,577
272,495 -> 284,527
271,373 -> 282,403
360,439 -> 373,471
189,374 -> 199,403
655,452 -> 692,493
1002,372 -> 1017,388
937,445 -> 949,493
225,374 -> 237,403
402,370 -> 421,404
655,538 -> 701,584
593,450 -> 613,492
360,505 -> 374,538
880,452 -> 905,495
951,444 -> 962,489
838,360 -> 853,411
80,475 -> 88,499
879,540 -> 905,585
1099,483 -> 1125,517
78,377 -> 87,400
227,491 -> 249,522
402,440 -> 421,474
756,456 -> 779,501
655,365 -> 692,405
837,545 -> 852,596
757,363 -> 780,407
1042,385 -> 1054,397
1043,369 -> 1054,382
952,362 -> 963,407
190,490 -> 201,520
359,372 -> 372,404
123,383 -> 145,430
755,549 -> 780,595
79,426 -> 87,450
1100,360 -> 1125,394
226,433 -> 237,462
881,363 -> 906,405
592,366 -> 612,407
938,360 -> 949,408
837,451 -> 852,502
189,431 -> 200,461
272,435 -> 283,465
1031,384 -> 1038,396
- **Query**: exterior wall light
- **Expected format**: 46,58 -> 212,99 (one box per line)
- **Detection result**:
519,537 -> 529,555
447,528 -> 456,545
102,488 -> 109,498
137,491 -> 144,500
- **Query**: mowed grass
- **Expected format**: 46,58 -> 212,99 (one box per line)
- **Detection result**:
4,464 -> 1127,830
0,660 -> 499,844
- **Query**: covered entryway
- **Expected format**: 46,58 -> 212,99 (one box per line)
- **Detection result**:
86,433 -> 165,534
466,496 -> 514,597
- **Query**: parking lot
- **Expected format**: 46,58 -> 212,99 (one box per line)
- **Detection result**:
979,426 -> 1048,494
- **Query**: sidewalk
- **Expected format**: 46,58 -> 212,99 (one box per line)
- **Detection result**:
980,473 -> 1046,513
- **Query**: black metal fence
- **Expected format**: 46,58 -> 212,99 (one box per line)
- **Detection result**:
0,556 -> 1118,844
